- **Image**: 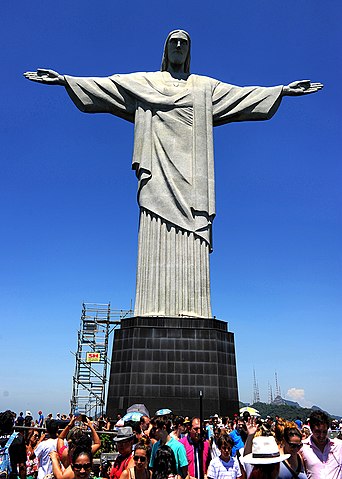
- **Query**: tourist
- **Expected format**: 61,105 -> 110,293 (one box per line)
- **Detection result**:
140,416 -> 152,439
109,427 -> 135,479
278,426 -> 307,478
70,447 -> 93,479
16,412 -> 25,427
152,445 -> 180,479
230,421 -> 245,457
56,415 -> 101,469
294,417 -> 303,431
209,428 -> 222,459
0,410 -> 26,479
25,412 -> 34,428
300,427 -> 310,441
180,417 -> 211,479
207,434 -> 242,479
119,444 -> 151,479
170,417 -> 185,441
26,430 -> 40,479
300,411 -> 342,478
243,435 -> 290,479
37,412 -> 44,428
33,419 -> 59,479
149,418 -> 188,478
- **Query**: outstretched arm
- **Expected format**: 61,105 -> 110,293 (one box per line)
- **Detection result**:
24,68 -> 66,86
282,80 -> 323,96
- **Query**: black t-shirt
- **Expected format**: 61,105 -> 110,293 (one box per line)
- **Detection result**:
0,432 -> 26,478
16,417 -> 25,427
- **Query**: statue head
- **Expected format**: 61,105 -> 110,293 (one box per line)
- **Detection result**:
161,29 -> 191,73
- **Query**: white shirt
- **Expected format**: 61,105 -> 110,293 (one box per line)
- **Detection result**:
207,455 -> 241,479
34,438 -> 57,479
300,436 -> 342,479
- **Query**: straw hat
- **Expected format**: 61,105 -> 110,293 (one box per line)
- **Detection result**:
242,436 -> 290,465
113,426 -> 135,442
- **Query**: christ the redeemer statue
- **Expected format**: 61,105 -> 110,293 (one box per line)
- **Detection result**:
24,30 -> 323,319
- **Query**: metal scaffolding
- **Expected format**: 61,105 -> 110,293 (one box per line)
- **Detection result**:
71,302 -> 132,418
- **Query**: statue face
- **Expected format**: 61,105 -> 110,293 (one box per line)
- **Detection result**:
167,31 -> 189,67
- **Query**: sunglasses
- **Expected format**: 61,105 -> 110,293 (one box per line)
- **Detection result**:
288,442 -> 303,449
133,456 -> 146,463
73,463 -> 92,470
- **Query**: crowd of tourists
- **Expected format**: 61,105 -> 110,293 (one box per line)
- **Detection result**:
1,408 -> 342,479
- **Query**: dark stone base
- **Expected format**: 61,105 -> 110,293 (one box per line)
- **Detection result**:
106,316 -> 239,418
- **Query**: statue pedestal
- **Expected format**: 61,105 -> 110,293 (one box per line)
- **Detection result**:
107,316 -> 239,418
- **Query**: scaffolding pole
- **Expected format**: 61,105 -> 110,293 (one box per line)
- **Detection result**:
70,302 -> 132,418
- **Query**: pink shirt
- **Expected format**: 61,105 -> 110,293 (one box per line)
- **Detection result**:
300,435 -> 342,479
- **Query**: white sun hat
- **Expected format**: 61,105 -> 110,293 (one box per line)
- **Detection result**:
242,436 -> 290,465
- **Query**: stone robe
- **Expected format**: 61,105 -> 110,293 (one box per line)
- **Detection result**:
65,71 -> 283,317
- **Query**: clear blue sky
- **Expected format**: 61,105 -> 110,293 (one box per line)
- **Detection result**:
1,0 -> 341,418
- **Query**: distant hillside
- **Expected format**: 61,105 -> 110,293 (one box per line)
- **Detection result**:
250,402 -> 317,421
239,399 -> 341,421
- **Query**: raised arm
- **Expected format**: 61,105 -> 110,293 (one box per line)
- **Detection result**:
24,68 -> 66,86
85,417 -> 101,454
282,80 -> 323,96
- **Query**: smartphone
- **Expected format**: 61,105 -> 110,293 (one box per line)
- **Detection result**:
81,414 -> 87,423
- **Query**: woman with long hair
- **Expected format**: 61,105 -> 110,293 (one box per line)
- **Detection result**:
26,429 -> 40,479
119,444 -> 151,479
57,415 -> 101,469
151,445 -> 179,479
278,427 -> 307,478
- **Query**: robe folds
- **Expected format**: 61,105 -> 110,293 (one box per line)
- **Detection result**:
65,71 -> 283,317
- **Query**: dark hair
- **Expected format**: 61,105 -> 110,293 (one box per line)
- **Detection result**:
284,427 -> 302,443
242,411 -> 251,422
173,417 -> 184,428
309,411 -> 330,429
71,446 -> 93,465
46,419 -> 59,437
152,445 -> 177,479
217,434 -> 234,449
134,443 -> 150,460
67,427 -> 91,447
0,411 -> 14,434
236,421 -> 248,443
132,422 -> 142,434
155,418 -> 172,434
26,429 -> 40,445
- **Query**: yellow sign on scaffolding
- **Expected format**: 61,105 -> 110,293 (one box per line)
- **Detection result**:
86,352 -> 101,362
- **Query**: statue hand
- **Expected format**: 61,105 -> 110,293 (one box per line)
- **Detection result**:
23,68 -> 66,85
283,80 -> 323,96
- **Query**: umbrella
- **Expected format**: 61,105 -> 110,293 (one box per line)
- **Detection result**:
155,408 -> 172,416
239,406 -> 260,416
127,404 -> 150,417
121,411 -> 143,422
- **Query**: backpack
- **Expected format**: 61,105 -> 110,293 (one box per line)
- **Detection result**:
0,432 -> 18,479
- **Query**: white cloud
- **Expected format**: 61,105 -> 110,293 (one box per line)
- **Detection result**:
286,388 -> 312,408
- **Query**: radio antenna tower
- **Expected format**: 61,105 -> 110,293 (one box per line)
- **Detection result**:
253,369 -> 260,404
268,382 -> 273,403
275,371 -> 281,397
